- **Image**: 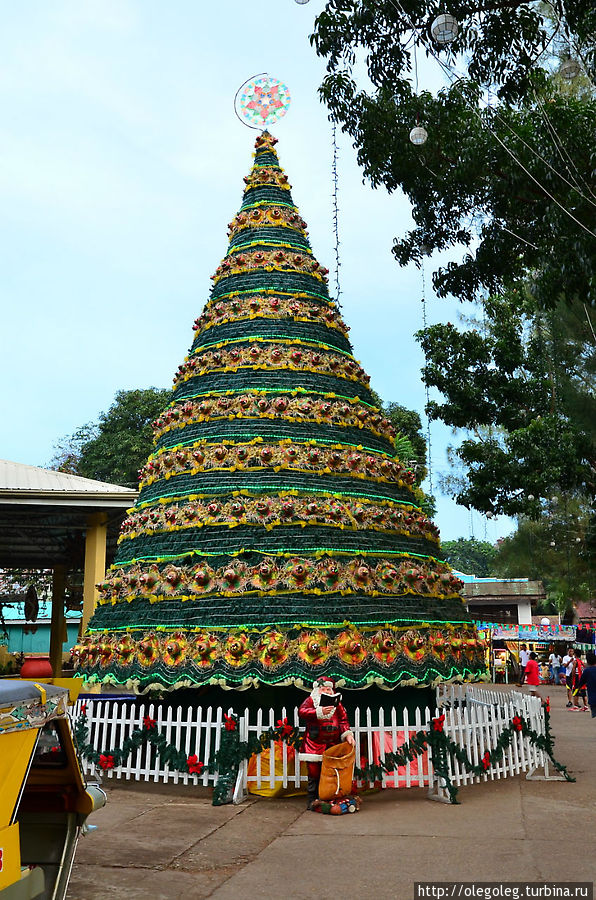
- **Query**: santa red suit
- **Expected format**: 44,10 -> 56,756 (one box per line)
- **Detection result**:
298,678 -> 353,807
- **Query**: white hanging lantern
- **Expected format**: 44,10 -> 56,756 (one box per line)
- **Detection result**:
409,126 -> 428,146
295,0 -> 310,4
559,58 -> 580,81
527,494 -> 535,501
549,541 -> 556,547
431,13 -> 459,45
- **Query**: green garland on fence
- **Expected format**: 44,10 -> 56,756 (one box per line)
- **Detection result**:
352,703 -> 574,804
73,705 -> 300,806
73,701 -> 572,807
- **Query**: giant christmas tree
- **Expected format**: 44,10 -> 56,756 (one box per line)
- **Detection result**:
75,132 -> 484,693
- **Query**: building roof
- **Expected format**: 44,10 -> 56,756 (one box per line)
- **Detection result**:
0,460 -> 137,504
463,580 -> 546,601
0,459 -> 137,568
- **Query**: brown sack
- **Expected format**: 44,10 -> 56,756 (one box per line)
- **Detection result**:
318,741 -> 356,801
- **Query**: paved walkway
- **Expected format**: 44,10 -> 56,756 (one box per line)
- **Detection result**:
66,686 -> 595,900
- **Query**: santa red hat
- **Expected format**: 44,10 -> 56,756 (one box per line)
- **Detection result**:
313,677 -> 335,690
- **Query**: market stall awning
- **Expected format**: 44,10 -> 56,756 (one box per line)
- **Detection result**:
474,621 -> 576,641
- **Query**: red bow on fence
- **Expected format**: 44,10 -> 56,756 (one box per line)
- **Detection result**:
187,754 -> 204,775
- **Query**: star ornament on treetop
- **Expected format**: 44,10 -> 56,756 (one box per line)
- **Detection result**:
236,75 -> 291,130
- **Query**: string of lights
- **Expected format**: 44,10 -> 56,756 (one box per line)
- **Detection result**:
331,121 -> 342,305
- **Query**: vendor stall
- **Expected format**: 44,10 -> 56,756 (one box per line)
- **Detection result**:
474,622 -> 576,684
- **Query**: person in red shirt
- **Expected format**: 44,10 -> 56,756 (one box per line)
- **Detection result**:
524,652 -> 542,698
298,677 -> 355,809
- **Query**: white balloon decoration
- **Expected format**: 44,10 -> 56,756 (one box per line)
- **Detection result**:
431,13 -> 459,45
409,126 -> 428,145
559,58 -> 580,81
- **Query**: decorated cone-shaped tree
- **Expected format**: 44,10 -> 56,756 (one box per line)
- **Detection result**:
75,132 -> 485,693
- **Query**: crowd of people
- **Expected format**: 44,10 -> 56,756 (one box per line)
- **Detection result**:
517,643 -> 596,714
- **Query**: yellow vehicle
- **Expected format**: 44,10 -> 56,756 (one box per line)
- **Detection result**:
0,680 -> 106,900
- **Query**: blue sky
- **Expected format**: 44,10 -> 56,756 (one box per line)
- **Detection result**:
0,0 -> 513,544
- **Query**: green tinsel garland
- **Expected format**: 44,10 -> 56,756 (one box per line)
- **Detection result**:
73,707 -> 300,807
72,701 -> 572,807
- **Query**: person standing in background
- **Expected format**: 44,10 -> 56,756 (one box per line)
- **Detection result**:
524,652 -> 541,698
576,651 -> 596,717
562,648 -> 574,707
548,650 -> 562,685
519,644 -> 529,685
570,649 -> 588,711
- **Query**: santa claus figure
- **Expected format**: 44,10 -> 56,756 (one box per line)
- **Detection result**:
298,677 -> 355,808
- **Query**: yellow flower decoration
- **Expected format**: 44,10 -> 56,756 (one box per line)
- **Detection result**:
257,631 -> 289,668
191,633 -> 219,668
402,630 -> 427,662
136,634 -> 161,668
297,631 -> 329,666
337,630 -> 367,666
371,631 -> 401,665
224,632 -> 251,667
163,632 -> 188,667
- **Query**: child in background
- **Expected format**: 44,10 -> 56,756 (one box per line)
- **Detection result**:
524,652 -> 541,698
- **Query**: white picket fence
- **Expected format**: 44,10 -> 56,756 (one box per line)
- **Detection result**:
72,685 -> 560,803
432,684 -> 559,802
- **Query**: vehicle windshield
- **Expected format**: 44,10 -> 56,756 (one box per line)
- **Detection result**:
32,722 -> 67,767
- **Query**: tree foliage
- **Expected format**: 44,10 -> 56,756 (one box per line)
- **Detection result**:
50,388 -> 171,488
442,537 -> 497,576
492,496 -> 595,614
312,3 -> 596,524
312,3 -> 595,308
418,293 -> 596,516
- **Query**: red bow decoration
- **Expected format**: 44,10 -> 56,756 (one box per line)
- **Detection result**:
223,714 -> 237,731
143,716 -> 157,729
99,754 -> 115,770
545,697 -> 550,713
512,716 -> 523,732
187,754 -> 204,775
276,717 -> 294,737
80,703 -> 87,715
481,751 -> 491,771
431,714 -> 445,733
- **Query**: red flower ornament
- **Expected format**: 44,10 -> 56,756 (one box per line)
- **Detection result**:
276,717 -> 294,738
143,716 -> 157,730
80,703 -> 87,715
512,716 -> 523,732
481,751 -> 491,771
224,714 -> 237,732
187,754 -> 204,775
431,714 -> 445,733
99,754 -> 115,770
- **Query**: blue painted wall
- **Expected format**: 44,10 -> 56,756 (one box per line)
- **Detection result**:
2,620 -> 81,654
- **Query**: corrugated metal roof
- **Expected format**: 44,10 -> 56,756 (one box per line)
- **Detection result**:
463,580 -> 546,599
0,459 -> 135,495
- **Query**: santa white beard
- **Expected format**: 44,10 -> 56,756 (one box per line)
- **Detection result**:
310,681 -> 336,720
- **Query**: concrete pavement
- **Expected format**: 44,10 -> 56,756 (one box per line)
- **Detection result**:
66,685 -> 595,900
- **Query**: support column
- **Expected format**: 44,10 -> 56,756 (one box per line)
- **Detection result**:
50,565 -> 67,677
81,512 -> 108,638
